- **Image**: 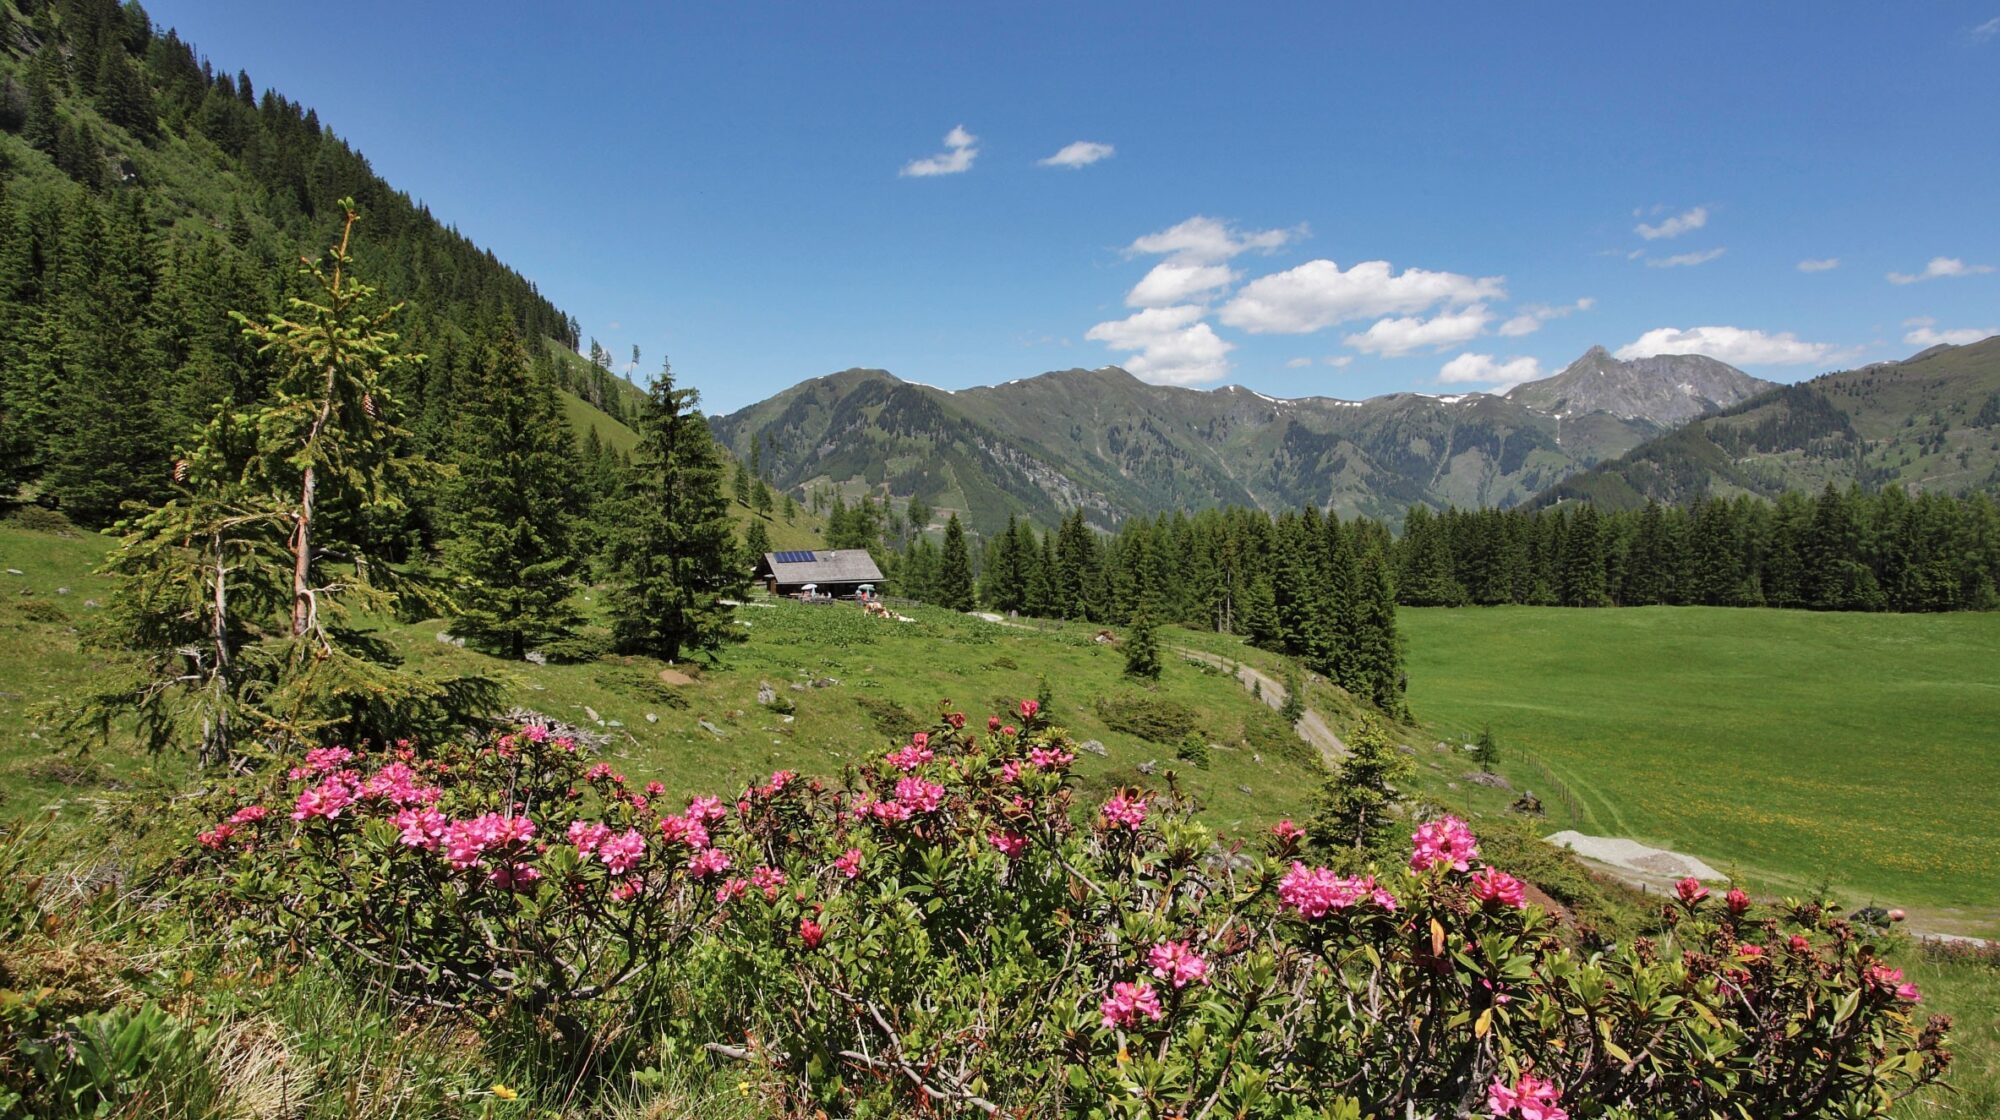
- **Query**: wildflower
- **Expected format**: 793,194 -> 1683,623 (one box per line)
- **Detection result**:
1278,863 -> 1397,918
291,772 -> 359,821
1788,934 -> 1812,954
1098,979 -> 1164,1029
197,823 -> 236,849
752,865 -> 788,901
490,1083 -> 519,1101
392,808 -> 448,852
1271,819 -> 1305,844
1147,941 -> 1210,988
1675,877 -> 1709,906
989,831 -> 1029,859
947,711 -> 967,730
886,743 -> 934,771
1000,760 -> 1023,783
442,813 -> 537,870
1101,791 -> 1148,831
689,847 -> 732,878
567,820 -> 612,854
303,746 -> 353,773
1410,816 -> 1478,872
1487,1072 -> 1566,1120
686,795 -> 729,824
799,917 -> 825,949
1865,963 -> 1922,1003
1028,746 -> 1074,770
988,716 -> 1004,732
658,814 -> 711,850
597,829 -> 645,875
488,862 -> 541,891
1726,887 -> 1750,915
1019,699 -> 1040,719
1472,866 -> 1528,909
833,848 -> 863,879
524,725 -> 549,744
645,780 -> 666,796
869,799 -> 914,824
609,876 -> 644,902
228,805 -> 268,826
716,877 -> 749,903
893,777 -> 946,815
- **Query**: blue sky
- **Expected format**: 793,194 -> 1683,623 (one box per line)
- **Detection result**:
151,2 -> 2000,412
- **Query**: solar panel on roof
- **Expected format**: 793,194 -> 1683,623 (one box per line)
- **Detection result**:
773,550 -> 817,564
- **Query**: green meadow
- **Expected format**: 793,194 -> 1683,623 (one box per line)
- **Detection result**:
1402,605 -> 2000,933
0,520 -> 1326,840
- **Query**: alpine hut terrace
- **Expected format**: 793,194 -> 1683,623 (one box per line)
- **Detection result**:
755,549 -> 886,599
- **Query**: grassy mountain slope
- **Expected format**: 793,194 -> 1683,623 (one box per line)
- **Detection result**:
1544,336 -> 2000,509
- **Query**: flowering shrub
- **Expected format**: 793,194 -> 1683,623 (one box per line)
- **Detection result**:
183,705 -> 1950,1117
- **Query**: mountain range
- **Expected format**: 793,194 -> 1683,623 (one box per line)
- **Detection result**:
1545,334 -> 2000,509
711,346 -> 1779,533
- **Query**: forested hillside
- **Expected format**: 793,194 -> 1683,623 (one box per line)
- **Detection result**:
1544,335 -> 2000,509
0,0 -> 657,529
1395,488 -> 2000,612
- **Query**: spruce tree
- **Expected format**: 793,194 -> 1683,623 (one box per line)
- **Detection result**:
743,517 -> 772,565
83,202 -> 458,762
1307,714 -> 1413,869
1123,606 -> 1163,681
606,358 -> 742,661
441,323 -> 580,659
1473,724 -> 1500,772
936,513 -> 975,611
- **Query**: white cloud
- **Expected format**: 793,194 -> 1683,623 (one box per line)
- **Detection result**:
1126,261 -> 1238,307
1635,206 -> 1708,240
1127,216 -> 1300,265
1902,317 -> 1997,348
1284,357 -> 1314,369
900,125 -> 979,177
1971,16 -> 2000,42
1498,297 -> 1594,337
1085,305 -> 1234,386
1646,247 -> 1726,269
1614,325 -> 1838,366
1796,258 -> 1841,273
1438,353 -> 1543,391
1219,259 -> 1505,334
1887,256 -> 1995,284
1039,140 -> 1115,168
1323,355 -> 1353,368
1343,305 -> 1492,357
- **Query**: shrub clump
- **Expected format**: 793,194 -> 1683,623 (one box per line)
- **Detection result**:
176,701 -> 1952,1118
1094,691 -> 1198,743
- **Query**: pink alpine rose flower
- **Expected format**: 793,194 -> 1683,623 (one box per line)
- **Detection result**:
689,847 -> 732,879
1101,791 -> 1148,831
1488,1072 -> 1567,1120
1675,877 -> 1709,906
1271,819 -> 1305,844
833,847 -> 864,879
1472,866 -> 1528,909
597,829 -> 646,875
1147,940 -> 1210,989
893,777 -> 946,815
1410,815 -> 1479,872
1098,979 -> 1164,1029
989,831 -> 1029,859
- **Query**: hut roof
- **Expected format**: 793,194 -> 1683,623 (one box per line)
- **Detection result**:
759,549 -> 885,585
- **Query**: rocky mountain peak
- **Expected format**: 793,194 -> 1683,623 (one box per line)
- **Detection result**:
1507,346 -> 1777,427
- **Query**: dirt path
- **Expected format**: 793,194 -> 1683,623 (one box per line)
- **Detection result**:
1172,648 -> 1347,769
966,614 -> 1347,769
